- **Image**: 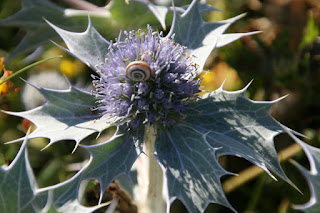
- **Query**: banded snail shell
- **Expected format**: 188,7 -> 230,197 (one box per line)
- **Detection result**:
126,61 -> 152,81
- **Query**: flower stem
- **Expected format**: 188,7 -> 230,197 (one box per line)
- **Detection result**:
0,55 -> 62,86
136,125 -> 165,213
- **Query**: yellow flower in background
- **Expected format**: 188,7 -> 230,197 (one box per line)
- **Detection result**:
200,62 -> 243,92
59,59 -> 85,78
0,57 -> 14,96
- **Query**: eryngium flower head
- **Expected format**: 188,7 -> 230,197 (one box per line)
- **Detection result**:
93,26 -> 201,130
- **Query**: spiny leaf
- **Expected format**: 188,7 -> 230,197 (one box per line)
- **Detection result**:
35,173 -> 83,211
156,83 -> 294,213
0,133 -> 105,213
0,0 -> 112,60
46,17 -> 110,71
45,0 -> 258,77
167,0 -> 258,74
40,198 -> 107,213
35,175 -> 108,213
36,130 -> 141,208
80,130 -> 142,203
0,131 -> 38,213
47,0 -> 169,71
286,130 -> 320,213
128,0 -> 221,31
157,124 -> 234,212
3,85 -> 118,149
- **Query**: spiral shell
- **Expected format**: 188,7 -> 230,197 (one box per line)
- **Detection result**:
126,61 -> 152,81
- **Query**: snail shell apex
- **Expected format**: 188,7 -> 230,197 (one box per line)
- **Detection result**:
126,61 -> 152,81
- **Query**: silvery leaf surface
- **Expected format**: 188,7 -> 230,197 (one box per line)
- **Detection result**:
0,0 -> 112,60
3,85 -> 118,149
33,132 -> 140,212
35,129 -> 142,207
46,18 -> 111,71
35,171 -> 83,211
0,135 -> 105,213
79,131 -> 142,202
168,0 -> 258,74
129,0 -> 220,31
35,175 -> 108,213
0,135 -> 38,213
47,0 -> 173,70
39,199 -> 107,213
156,83 -> 293,213
287,131 -> 320,213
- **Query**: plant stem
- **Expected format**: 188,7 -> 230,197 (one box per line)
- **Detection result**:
59,0 -> 108,12
0,55 -> 62,85
136,125 -> 165,213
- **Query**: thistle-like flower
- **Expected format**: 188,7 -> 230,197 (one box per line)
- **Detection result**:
93,26 -> 201,130
4,1 -> 297,213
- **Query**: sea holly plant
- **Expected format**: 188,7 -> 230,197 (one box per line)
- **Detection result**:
0,130 -> 109,213
1,0 -> 318,212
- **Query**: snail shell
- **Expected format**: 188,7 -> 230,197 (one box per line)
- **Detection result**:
126,61 -> 152,81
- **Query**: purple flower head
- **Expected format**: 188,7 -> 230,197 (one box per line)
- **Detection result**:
93,26 -> 201,130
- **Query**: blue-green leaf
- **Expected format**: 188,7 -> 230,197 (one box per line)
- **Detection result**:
35,174 -> 108,213
287,130 -> 320,213
0,134 -> 105,213
3,84 -> 118,149
156,83 -> 293,212
46,17 -> 110,70
0,133 -> 38,213
35,129 -> 141,207
157,124 -> 234,212
129,0 -> 221,31
168,0 -> 258,74
0,0 -> 112,60
80,131 -> 142,203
